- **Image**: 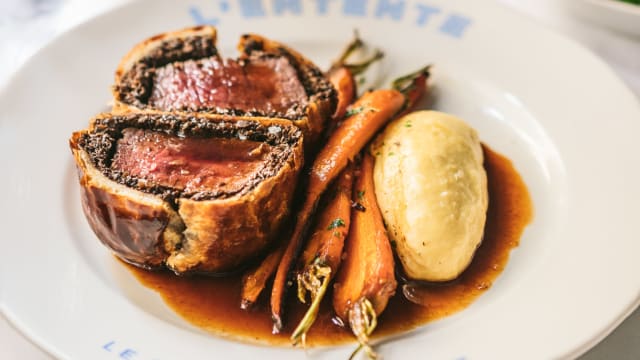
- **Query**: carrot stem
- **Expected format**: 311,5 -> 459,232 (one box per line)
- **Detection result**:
329,34 -> 384,123
343,50 -> 384,77
391,65 -> 431,94
335,31 -> 364,66
347,298 -> 379,360
290,263 -> 331,346
391,65 -> 431,115
332,30 -> 384,76
332,153 -> 397,358
289,165 -> 353,343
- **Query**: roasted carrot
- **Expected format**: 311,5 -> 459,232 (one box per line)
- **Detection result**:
333,153 -> 397,359
290,164 -> 354,345
270,88 -> 405,333
237,35 -> 377,311
240,244 -> 286,310
392,65 -> 431,116
329,67 -> 357,122
328,33 -> 384,125
271,66 -> 431,331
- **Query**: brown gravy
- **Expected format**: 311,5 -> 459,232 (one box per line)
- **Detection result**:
124,145 -> 533,346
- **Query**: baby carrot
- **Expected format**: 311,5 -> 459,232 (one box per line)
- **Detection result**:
270,89 -> 405,333
328,32 -> 383,126
328,67 -> 357,122
237,36 -> 385,313
332,153 -> 397,359
240,244 -> 286,310
290,164 -> 354,345
392,65 -> 431,116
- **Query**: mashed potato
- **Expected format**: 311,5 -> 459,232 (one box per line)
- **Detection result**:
371,111 -> 488,281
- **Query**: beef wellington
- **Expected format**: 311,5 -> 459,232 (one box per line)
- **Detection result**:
112,26 -> 336,148
70,112 -> 303,274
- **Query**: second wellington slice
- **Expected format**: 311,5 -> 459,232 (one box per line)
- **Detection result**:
111,25 -> 336,149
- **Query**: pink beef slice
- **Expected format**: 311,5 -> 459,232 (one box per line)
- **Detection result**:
148,57 -> 308,114
110,128 -> 272,195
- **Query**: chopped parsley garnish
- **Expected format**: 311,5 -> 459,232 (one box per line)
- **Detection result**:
345,107 -> 378,117
357,190 -> 365,200
327,218 -> 346,230
345,107 -> 364,117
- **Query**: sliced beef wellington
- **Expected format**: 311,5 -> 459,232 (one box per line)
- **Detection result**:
112,25 -> 336,148
70,112 -> 303,274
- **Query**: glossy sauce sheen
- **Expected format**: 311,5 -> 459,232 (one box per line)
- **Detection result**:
111,128 -> 271,194
125,145 -> 533,346
84,185 -> 168,268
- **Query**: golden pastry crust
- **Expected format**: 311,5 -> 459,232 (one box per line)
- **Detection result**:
70,112 -> 304,274
113,25 -> 218,89
70,132 -> 184,269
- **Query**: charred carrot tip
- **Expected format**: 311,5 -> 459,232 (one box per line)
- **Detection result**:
391,64 -> 432,94
241,245 -> 286,310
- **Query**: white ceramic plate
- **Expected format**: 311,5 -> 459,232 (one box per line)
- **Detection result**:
1,0 -> 639,359
567,0 -> 640,37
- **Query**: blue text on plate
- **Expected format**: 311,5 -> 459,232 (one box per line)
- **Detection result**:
189,0 -> 473,38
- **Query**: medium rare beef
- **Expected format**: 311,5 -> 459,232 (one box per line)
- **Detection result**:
148,57 -> 308,118
70,112 -> 303,274
112,26 -> 336,148
111,128 -> 273,195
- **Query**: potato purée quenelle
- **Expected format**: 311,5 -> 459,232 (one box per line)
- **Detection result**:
371,111 -> 488,282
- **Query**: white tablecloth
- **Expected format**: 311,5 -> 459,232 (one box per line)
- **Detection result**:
1,0 -> 638,359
